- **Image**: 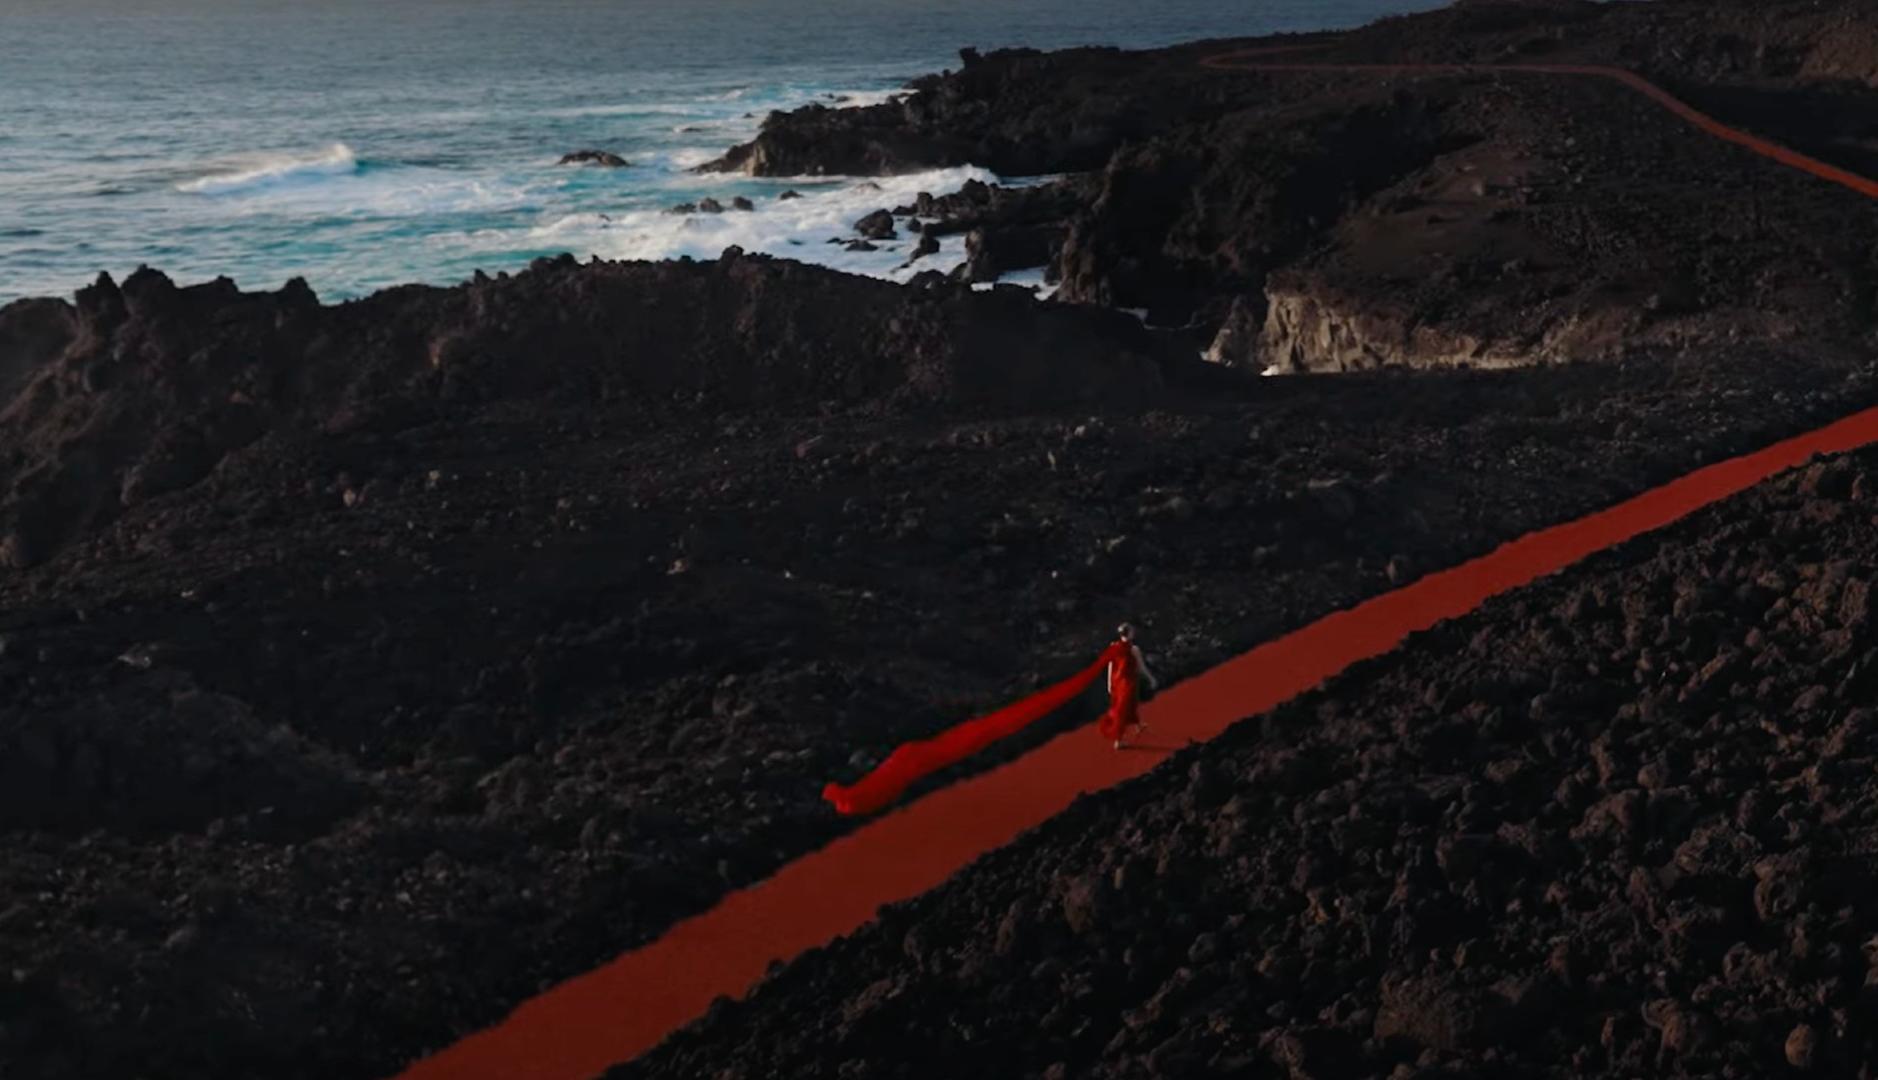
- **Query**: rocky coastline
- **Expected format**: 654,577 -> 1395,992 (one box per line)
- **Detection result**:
9,2 -> 1878,1077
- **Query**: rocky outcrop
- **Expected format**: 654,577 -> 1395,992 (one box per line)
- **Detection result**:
557,149 -> 629,167
1254,285 -> 1622,373
695,0 -> 1878,373
1200,294 -> 1265,368
700,45 -> 1232,177
0,255 -> 1178,568
854,209 -> 896,240
953,224 -> 1066,283
1052,90 -> 1454,327
896,178 -> 1097,237
700,99 -> 967,177
0,297 -> 79,405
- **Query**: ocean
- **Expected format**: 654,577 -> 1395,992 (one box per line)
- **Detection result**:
0,0 -> 1444,306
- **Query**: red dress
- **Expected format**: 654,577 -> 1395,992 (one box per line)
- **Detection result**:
1099,642 -> 1142,742
822,638 -> 1148,816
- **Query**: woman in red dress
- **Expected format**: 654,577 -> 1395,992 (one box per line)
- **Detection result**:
1101,622 -> 1159,749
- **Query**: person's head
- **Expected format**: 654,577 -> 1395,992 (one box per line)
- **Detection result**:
1116,622 -> 1136,642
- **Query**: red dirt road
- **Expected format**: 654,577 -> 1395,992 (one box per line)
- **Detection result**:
391,57 -> 1878,1080
1197,51 -> 1878,201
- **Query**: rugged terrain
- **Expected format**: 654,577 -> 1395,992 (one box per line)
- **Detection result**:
8,258 -> 1868,1079
618,448 -> 1878,1080
7,2 -> 1878,1078
716,0 -> 1878,371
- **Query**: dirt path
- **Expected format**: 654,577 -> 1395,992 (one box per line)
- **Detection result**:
392,56 -> 1878,1080
1198,49 -> 1878,201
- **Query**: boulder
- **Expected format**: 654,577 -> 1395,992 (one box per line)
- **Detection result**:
557,149 -> 629,168
855,210 -> 897,240
955,224 -> 1064,282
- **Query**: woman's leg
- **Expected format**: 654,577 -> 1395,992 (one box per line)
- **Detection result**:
1105,682 -> 1138,748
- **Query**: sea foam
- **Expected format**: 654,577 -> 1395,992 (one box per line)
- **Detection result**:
448,165 -> 1057,291
178,143 -> 360,195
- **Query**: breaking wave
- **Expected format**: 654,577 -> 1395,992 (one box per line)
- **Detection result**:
441,165 -> 1059,292
178,143 -> 360,195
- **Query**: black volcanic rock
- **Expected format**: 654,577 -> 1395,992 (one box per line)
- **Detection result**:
953,224 -> 1065,283
699,45 -> 1164,177
911,178 -> 1096,238
703,2 -> 1878,182
0,257 -> 1174,568
612,431 -> 1878,1080
697,0 -> 1878,370
1049,84 -> 1456,327
854,209 -> 897,240
0,296 -> 79,404
557,149 -> 630,167
907,233 -> 942,263
19,4 -> 1878,1079
8,264 -> 1878,1079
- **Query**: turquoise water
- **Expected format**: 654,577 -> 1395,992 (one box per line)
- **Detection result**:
0,0 -> 1443,304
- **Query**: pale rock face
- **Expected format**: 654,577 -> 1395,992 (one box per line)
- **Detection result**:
1253,286 -> 1645,375
1259,288 -> 1523,373
1201,294 -> 1265,368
